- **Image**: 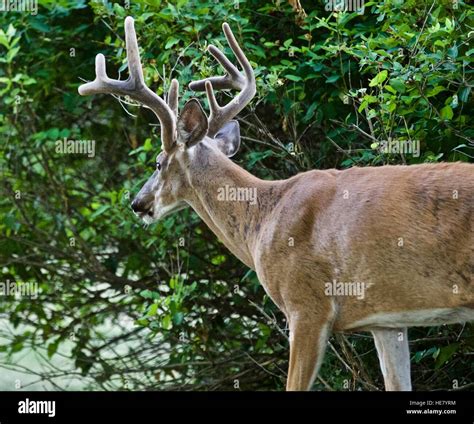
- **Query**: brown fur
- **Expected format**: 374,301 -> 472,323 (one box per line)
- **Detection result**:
178,147 -> 473,389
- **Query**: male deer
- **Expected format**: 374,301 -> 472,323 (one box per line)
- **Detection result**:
79,17 -> 474,391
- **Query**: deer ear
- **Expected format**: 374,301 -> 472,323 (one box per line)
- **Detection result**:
177,99 -> 208,147
214,120 -> 240,157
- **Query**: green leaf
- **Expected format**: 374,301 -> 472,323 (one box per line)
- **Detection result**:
211,255 -> 226,265
147,303 -> 158,317
89,205 -> 110,220
358,100 -> 368,113
48,128 -> 60,140
172,312 -> 184,325
459,87 -> 470,103
6,24 -> 16,38
303,102 -> 318,123
445,17 -> 453,32
23,77 -> 37,85
440,105 -> 453,120
11,342 -> 23,353
0,30 -> 9,48
413,347 -> 438,363
6,46 -> 20,63
162,315 -> 172,330
369,70 -> 388,87
47,340 -> 59,358
285,74 -> 302,82
435,343 -> 459,369
4,213 -> 20,232
363,95 -> 377,103
447,44 -> 458,59
390,78 -> 406,93
165,37 -> 179,49
426,86 -> 445,97
29,19 -> 51,33
326,75 -> 340,83
143,138 -> 153,152
140,290 -> 160,300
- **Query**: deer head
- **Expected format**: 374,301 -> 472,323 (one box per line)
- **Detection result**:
78,17 -> 255,223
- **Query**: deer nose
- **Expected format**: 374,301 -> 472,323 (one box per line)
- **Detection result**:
131,198 -> 141,213
131,198 -> 149,214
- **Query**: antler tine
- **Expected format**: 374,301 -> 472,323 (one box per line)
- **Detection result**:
189,23 -> 256,137
190,45 -> 244,91
167,79 -> 179,117
78,17 -> 177,152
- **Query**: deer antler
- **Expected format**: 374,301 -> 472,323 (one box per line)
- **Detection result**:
189,23 -> 256,137
78,17 -> 177,152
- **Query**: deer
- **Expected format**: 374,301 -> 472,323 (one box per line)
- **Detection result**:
79,17 -> 474,391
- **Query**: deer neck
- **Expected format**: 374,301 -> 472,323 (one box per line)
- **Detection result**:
184,144 -> 280,270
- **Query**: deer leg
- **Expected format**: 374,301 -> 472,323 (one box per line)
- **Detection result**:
286,314 -> 332,391
372,327 -> 412,391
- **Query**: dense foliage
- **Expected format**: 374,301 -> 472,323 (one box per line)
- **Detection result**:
0,0 -> 472,390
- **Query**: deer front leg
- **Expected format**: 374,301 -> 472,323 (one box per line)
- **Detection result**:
372,327 -> 412,391
286,314 -> 332,391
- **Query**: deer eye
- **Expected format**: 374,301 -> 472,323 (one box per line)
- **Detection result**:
156,162 -> 162,171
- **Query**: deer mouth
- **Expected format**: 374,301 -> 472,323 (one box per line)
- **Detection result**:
140,213 -> 156,225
